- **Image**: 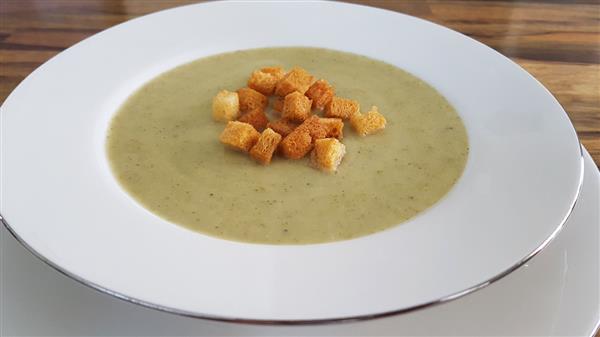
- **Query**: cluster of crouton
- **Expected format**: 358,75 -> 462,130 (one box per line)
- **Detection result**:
213,66 -> 386,172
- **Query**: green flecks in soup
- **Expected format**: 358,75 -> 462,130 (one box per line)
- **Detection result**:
106,47 -> 468,244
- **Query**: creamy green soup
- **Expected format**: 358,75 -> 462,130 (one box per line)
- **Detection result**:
106,47 -> 468,244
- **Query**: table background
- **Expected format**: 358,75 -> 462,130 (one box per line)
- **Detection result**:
1,0 -> 598,165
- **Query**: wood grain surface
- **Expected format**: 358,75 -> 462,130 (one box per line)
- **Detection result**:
1,0 -> 599,166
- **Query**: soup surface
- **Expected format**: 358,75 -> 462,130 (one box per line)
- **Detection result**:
107,47 -> 469,244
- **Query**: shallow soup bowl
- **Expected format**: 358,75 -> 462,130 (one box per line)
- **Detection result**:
0,1 -> 583,323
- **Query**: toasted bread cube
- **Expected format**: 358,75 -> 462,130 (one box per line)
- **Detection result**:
212,90 -> 240,122
311,138 -> 346,172
250,128 -> 282,165
272,97 -> 285,113
350,106 -> 387,136
318,118 -> 344,139
261,66 -> 285,79
305,79 -> 335,110
238,108 -> 270,131
279,129 -> 313,159
282,91 -> 312,122
325,96 -> 359,119
237,87 -> 268,112
298,115 -> 328,140
219,121 -> 260,152
248,68 -> 282,96
248,67 -> 286,95
267,118 -> 299,137
274,67 -> 315,96
248,70 -> 279,96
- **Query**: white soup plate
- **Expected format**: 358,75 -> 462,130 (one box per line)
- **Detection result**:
0,1 -> 583,322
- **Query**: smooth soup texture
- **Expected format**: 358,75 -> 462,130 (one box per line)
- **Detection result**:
107,47 -> 469,244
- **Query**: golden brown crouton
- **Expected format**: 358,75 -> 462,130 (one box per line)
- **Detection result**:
305,79 -> 335,110
212,90 -> 240,122
261,66 -> 285,79
282,91 -> 312,122
350,106 -> 387,136
325,96 -> 360,119
267,118 -> 299,137
297,115 -> 328,140
238,108 -> 270,131
310,138 -> 346,172
249,128 -> 282,165
318,118 -> 344,139
279,128 -> 313,159
272,97 -> 285,113
219,121 -> 260,152
274,67 -> 315,96
248,67 -> 285,95
237,87 -> 268,112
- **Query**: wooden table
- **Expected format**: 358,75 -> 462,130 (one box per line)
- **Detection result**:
1,0 -> 598,166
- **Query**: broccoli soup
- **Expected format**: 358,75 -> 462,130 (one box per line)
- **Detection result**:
106,47 -> 469,244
